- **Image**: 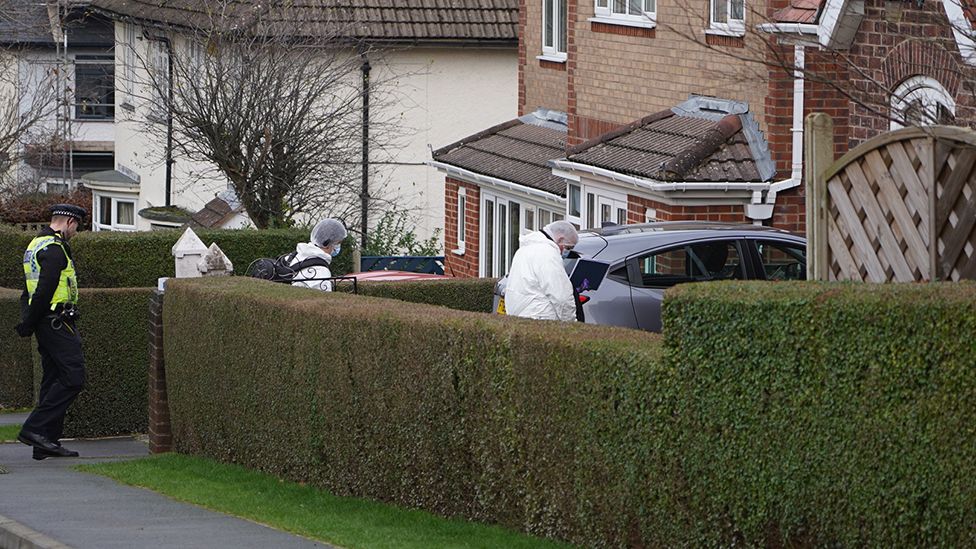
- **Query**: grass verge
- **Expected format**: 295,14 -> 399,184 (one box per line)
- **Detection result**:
79,453 -> 574,549
0,424 -> 21,442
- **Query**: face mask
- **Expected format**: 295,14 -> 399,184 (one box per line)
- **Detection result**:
561,248 -> 572,259
331,244 -> 341,257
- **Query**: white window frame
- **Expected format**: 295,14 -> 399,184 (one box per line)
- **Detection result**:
480,190 -> 565,277
890,75 -> 956,130
580,181 -> 628,230
706,0 -> 745,36
540,0 -> 568,62
453,188 -> 466,255
566,183 -> 582,227
93,193 -> 137,232
122,23 -> 137,104
591,0 -> 656,29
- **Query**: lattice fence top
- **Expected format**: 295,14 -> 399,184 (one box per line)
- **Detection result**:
817,126 -> 976,282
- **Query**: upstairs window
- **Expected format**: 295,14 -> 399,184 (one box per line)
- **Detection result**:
890,76 -> 956,130
708,0 -> 745,36
595,0 -> 656,26
542,0 -> 568,61
75,55 -> 114,120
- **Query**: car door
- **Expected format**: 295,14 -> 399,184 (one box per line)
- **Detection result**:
628,238 -> 749,332
743,237 -> 807,281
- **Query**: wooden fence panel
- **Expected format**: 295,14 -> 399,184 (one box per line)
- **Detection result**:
809,124 -> 976,282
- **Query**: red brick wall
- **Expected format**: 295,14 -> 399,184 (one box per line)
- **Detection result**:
844,0 -> 976,144
627,195 -> 750,224
444,177 -> 481,278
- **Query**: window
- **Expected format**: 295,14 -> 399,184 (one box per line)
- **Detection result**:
525,208 -> 535,231
122,24 -> 137,104
753,240 -> 805,281
147,39 -> 170,121
594,0 -> 656,26
568,184 -> 581,218
708,0 -> 745,35
542,0 -> 568,60
890,76 -> 956,130
634,240 -> 744,288
456,190 -> 466,254
75,56 -> 114,120
93,194 -> 137,231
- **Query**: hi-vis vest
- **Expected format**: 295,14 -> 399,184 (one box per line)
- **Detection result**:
23,235 -> 78,309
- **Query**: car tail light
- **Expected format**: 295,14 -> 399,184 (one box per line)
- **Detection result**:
577,294 -> 590,305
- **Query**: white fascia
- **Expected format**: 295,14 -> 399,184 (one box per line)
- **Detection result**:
943,0 -> 976,65
755,22 -> 819,35
427,160 -> 565,208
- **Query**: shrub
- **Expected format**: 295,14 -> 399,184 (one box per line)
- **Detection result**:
61,288 -> 154,437
0,188 -> 93,229
662,281 -> 976,547
0,288 -> 33,408
163,277 -> 664,546
0,226 -> 353,289
354,278 -> 497,313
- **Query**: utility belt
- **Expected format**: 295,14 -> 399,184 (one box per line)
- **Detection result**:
46,303 -> 80,323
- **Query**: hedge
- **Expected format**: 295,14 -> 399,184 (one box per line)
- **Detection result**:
355,277 -> 498,313
662,281 -> 976,547
0,226 -> 355,289
0,287 -> 152,435
61,288 -> 154,437
0,288 -> 33,408
163,277 -> 665,546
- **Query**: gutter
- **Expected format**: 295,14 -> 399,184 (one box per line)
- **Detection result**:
549,160 -> 772,193
755,23 -> 818,35
760,43 -> 806,218
427,160 -> 565,206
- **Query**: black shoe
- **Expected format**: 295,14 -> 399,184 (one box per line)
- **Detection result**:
17,430 -> 59,453
47,444 -> 79,458
32,448 -> 49,461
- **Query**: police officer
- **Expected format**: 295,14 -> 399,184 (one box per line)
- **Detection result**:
14,204 -> 87,460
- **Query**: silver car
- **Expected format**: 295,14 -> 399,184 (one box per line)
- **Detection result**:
493,222 -> 807,332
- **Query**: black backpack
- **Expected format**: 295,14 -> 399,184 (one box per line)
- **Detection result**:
246,252 -> 331,283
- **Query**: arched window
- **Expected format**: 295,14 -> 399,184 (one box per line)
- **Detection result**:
890,76 -> 956,129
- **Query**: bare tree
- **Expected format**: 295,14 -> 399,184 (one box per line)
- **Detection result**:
662,0 -> 976,130
127,0 -> 409,231
0,1 -> 61,191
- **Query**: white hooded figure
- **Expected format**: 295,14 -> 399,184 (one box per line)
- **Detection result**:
504,220 -> 579,322
290,218 -> 347,292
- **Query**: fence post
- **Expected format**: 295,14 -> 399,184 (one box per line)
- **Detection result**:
148,280 -> 172,454
805,112 -> 834,281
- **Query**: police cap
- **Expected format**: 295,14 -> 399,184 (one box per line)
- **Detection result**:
50,204 -> 88,222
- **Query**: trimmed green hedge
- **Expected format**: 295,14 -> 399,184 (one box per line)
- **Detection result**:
355,278 -> 498,313
662,281 -> 976,547
0,226 -> 354,289
62,288 -> 154,437
0,288 -> 33,408
164,277 -> 664,546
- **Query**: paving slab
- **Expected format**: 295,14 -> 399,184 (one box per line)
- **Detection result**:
0,438 -> 331,549
0,413 -> 28,426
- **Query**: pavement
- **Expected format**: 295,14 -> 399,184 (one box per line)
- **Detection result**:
0,421 -> 333,549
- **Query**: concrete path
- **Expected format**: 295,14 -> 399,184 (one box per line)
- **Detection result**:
0,436 -> 332,548
0,412 -> 28,426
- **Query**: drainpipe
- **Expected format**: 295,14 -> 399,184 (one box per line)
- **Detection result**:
360,49 -> 371,250
761,44 -> 806,216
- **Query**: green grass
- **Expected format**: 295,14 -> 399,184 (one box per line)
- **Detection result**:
79,453 -> 574,549
0,424 -> 21,442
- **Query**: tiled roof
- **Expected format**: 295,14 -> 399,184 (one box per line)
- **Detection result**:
566,101 -> 773,183
190,196 -> 235,228
0,0 -> 54,44
432,111 -> 568,197
771,0 -> 824,24
88,0 -> 518,42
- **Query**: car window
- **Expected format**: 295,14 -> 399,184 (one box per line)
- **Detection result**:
754,240 -> 806,280
634,240 -> 745,288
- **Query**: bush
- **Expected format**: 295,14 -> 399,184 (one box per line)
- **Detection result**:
0,288 -> 33,409
0,226 -> 353,289
61,288 -> 154,437
354,278 -> 497,313
662,281 -> 976,547
0,188 -> 93,229
163,277 -> 664,546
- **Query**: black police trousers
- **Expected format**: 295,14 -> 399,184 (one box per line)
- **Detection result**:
22,315 -> 85,443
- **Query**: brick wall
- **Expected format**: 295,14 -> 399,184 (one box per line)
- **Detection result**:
627,195 -> 750,224
838,0 -> 976,145
521,0 -> 569,115
148,290 -> 171,454
444,177 -> 482,278
571,1 -> 771,141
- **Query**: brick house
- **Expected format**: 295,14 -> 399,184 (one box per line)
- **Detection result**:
432,0 -> 976,278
